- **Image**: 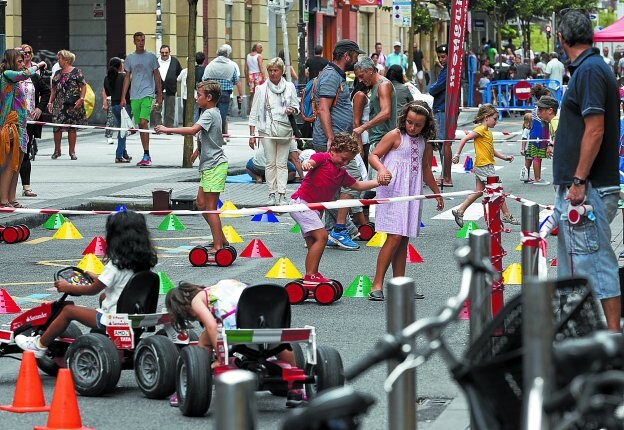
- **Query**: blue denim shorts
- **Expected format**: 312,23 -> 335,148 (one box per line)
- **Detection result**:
554,184 -> 620,299
96,311 -> 106,329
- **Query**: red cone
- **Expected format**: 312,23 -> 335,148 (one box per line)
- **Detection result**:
82,236 -> 107,256
0,289 -> 21,313
240,239 -> 273,258
406,244 -> 424,263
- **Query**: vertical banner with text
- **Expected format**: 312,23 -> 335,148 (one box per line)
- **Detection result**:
443,0 -> 469,142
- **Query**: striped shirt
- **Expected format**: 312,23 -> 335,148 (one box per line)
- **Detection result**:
312,63 -> 353,149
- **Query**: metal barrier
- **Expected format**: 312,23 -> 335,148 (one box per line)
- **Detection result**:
483,79 -> 562,119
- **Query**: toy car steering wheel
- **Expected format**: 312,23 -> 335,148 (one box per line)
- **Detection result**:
54,267 -> 93,297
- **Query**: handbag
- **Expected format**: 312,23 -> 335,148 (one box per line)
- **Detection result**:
120,107 -> 135,138
266,89 -> 292,139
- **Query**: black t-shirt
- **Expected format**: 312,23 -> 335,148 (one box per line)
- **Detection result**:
103,73 -> 128,105
413,50 -> 424,70
305,56 -> 329,80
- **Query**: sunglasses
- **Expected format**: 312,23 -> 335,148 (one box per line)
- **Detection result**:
23,51 -> 32,55
160,51 -> 169,55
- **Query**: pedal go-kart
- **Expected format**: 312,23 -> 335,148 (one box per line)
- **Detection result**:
175,284 -> 344,417
189,245 -> 238,267
0,267 -> 189,399
356,222 -> 376,241
284,278 -> 343,305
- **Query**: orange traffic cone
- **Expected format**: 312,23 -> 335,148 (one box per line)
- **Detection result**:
0,351 -> 50,412
34,368 -> 93,430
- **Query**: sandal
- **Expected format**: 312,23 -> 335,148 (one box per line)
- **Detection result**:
51,151 -> 61,159
368,290 -> 385,301
22,189 -> 37,197
9,201 -> 24,208
0,202 -> 13,208
69,153 -> 77,160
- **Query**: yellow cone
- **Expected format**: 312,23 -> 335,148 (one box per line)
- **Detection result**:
366,232 -> 387,247
52,222 -> 83,240
503,263 -> 522,285
77,253 -> 105,275
515,243 -> 522,251
222,225 -> 243,243
265,257 -> 303,279
219,201 -> 241,218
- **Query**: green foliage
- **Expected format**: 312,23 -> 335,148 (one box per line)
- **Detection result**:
412,3 -> 434,33
500,24 -> 518,40
597,9 -> 616,28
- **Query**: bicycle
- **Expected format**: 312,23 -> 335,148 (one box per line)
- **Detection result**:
282,243 -> 610,430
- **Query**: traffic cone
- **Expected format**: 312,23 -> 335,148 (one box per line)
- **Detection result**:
551,258 -> 557,267
115,204 -> 127,212
366,232 -> 387,247
0,289 -> 21,313
0,351 -> 50,412
289,224 -> 302,233
240,239 -> 273,258
515,242 -> 522,251
420,221 -> 425,228
265,258 -> 303,279
456,222 -> 479,238
343,275 -> 372,298
405,244 -> 424,263
222,225 -> 244,243
158,272 -> 175,295
217,199 -> 223,209
431,155 -> 438,167
503,263 -> 522,285
219,201 -> 241,218
157,214 -> 185,231
42,214 -> 66,230
463,156 -> 473,172
34,368 -> 93,430
251,213 -> 279,223
76,254 -> 104,275
52,222 -> 83,240
82,236 -> 107,256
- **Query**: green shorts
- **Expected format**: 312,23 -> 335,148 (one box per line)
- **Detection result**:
131,97 -> 154,122
200,162 -> 228,193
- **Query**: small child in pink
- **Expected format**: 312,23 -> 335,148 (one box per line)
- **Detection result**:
290,133 -> 382,285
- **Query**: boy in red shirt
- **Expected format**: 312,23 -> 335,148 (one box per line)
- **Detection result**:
290,133 -> 385,285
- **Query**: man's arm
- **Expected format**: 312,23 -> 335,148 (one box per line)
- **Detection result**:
120,72 -> 131,107
353,81 -> 393,136
153,67 -> 163,104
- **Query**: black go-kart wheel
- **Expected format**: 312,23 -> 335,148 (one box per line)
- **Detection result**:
189,246 -> 209,267
306,345 -> 344,399
36,322 -> 82,376
285,281 -> 307,305
134,335 -> 179,399
331,280 -> 343,300
215,248 -> 235,267
357,223 -> 375,241
177,346 -> 213,417
224,245 -> 238,260
66,333 -> 122,396
314,283 -> 337,305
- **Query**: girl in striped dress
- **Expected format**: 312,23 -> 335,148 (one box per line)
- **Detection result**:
367,101 -> 444,301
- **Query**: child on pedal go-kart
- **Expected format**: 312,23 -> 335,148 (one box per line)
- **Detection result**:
289,133 -> 384,285
165,280 -> 304,407
16,210 -> 158,357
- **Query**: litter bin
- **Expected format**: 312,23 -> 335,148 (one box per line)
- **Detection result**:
152,188 -> 172,211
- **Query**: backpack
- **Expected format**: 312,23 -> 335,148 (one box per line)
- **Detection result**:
300,67 -> 342,123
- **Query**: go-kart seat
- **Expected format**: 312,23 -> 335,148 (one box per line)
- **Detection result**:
231,284 -> 291,359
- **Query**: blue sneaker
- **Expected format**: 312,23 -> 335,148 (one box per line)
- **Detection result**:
328,229 -> 360,250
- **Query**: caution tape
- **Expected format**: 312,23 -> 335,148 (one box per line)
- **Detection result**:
502,192 -> 554,211
0,190 -> 477,217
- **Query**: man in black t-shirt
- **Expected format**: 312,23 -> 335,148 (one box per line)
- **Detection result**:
412,43 -> 428,90
304,45 -> 329,81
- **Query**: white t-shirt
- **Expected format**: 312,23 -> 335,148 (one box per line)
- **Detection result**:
545,59 -> 565,85
97,261 -> 135,315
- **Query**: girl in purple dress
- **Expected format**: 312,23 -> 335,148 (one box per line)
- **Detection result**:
368,101 -> 444,301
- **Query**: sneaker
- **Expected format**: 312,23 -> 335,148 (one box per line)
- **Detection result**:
267,194 -> 276,206
533,179 -> 550,185
278,194 -> 287,206
325,240 -> 337,248
286,389 -> 305,408
452,209 -> 464,227
107,138 -> 114,145
169,393 -> 179,407
502,214 -> 520,225
123,154 -> 133,162
328,229 -> 360,250
303,272 -> 331,286
137,155 -> 152,167
115,158 -> 130,163
15,335 -> 47,358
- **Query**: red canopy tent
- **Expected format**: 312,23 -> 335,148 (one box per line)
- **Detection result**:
593,16 -> 624,42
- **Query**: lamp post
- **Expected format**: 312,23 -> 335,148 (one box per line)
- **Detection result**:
0,0 -> 7,55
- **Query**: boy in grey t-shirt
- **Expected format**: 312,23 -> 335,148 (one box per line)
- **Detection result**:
155,81 -> 229,253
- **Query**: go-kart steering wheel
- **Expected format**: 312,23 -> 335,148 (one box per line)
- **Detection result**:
54,267 -> 94,299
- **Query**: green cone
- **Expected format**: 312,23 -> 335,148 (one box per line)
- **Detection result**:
289,224 -> 302,233
158,214 -> 185,231
158,272 -> 176,294
343,275 -> 373,298
456,221 -> 479,238
43,213 -> 66,230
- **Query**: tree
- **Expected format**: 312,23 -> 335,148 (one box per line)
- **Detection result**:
183,0 -> 199,168
408,1 -> 434,80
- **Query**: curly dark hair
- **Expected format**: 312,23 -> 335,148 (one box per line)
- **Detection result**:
105,210 -> 158,271
397,100 -> 437,142
165,282 -> 204,332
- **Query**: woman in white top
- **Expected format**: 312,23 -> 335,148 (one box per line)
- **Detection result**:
244,43 -> 265,114
248,57 -> 299,206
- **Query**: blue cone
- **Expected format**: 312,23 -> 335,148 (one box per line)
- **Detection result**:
217,199 -> 223,209
251,213 -> 279,223
115,204 -> 127,212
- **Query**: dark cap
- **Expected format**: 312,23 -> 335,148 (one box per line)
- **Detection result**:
436,44 -> 448,54
333,40 -> 366,56
536,95 -> 559,111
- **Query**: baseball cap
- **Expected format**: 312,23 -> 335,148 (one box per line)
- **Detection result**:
436,44 -> 448,54
333,40 -> 366,56
536,96 -> 559,110
394,41 -> 402,47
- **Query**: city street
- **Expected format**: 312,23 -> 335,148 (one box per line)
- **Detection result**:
0,115 -> 621,429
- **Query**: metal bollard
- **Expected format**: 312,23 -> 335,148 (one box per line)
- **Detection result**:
468,229 -> 492,343
521,202 -> 540,280
386,277 -> 416,430
214,370 -> 258,430
521,279 -> 555,430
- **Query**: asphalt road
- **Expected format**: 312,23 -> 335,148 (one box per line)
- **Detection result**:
0,116 -> 566,429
